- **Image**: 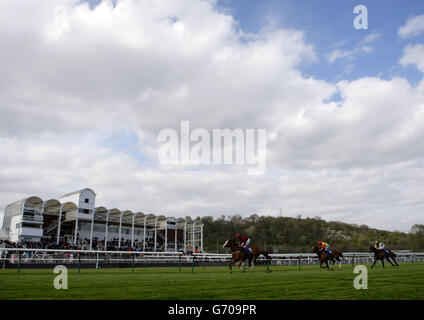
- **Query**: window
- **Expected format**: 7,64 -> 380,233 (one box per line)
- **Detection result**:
16,223 -> 20,229
84,198 -> 89,203
21,222 -> 41,229
79,208 -> 90,214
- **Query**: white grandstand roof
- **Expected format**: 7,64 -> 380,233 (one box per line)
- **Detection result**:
60,188 -> 96,198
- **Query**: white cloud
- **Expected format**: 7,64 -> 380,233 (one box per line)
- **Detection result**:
327,46 -> 373,63
400,44 -> 424,72
269,76 -> 424,169
0,0 -> 423,232
398,13 -> 424,38
326,33 -> 378,64
360,32 -> 382,44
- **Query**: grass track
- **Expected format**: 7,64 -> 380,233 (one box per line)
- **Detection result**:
0,263 -> 423,300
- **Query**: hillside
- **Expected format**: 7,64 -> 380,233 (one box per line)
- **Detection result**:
200,215 -> 424,253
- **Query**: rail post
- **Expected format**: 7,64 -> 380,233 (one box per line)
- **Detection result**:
132,255 -> 135,274
351,254 -> 354,267
298,255 -> 301,271
192,255 -> 195,274
178,255 -> 181,273
144,255 -> 147,270
78,254 -> 81,275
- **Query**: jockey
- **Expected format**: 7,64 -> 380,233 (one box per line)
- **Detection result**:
318,241 -> 331,255
236,234 -> 251,253
375,240 -> 389,254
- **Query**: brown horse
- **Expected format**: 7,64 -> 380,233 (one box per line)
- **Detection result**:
223,238 -> 271,273
370,246 -> 399,268
312,245 -> 344,270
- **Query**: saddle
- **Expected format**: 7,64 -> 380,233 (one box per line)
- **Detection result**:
241,247 -> 252,253
319,248 -> 331,256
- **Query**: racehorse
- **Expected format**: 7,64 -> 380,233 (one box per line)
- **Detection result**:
223,238 -> 271,273
312,245 -> 344,270
369,246 -> 399,268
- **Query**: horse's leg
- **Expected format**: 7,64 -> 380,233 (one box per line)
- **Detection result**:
371,259 -> 376,269
229,258 -> 235,274
251,255 -> 257,270
390,255 -> 399,267
392,256 -> 399,267
386,257 -> 395,267
237,256 -> 246,272
381,259 -> 385,268
251,258 -> 256,270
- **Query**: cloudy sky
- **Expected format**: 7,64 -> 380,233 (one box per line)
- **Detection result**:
1,0 -> 424,232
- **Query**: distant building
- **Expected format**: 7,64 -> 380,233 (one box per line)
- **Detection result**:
1,188 -> 203,251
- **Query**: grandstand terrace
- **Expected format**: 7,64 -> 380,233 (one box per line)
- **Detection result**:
0,188 -> 203,252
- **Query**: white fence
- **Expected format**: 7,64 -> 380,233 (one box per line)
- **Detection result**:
1,248 -> 424,268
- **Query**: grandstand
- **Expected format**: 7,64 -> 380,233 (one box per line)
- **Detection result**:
0,188 -> 204,252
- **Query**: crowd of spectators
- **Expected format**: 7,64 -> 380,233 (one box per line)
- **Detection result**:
0,238 -> 190,253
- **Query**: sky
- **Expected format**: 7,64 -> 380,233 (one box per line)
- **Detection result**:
1,0 -> 424,232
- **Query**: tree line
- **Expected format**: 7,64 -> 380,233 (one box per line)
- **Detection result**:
199,214 -> 424,253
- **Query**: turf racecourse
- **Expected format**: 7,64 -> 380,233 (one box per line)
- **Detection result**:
0,263 -> 423,300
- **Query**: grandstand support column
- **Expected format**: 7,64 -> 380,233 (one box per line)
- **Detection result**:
74,215 -> 79,245
184,221 -> 187,251
201,223 -> 203,252
131,214 -> 135,247
40,201 -> 45,216
175,226 -> 177,252
39,201 -> 46,238
154,216 -> 158,252
118,213 -> 122,248
19,202 -> 25,242
20,201 -> 25,219
105,212 -> 110,250
165,222 -> 168,252
89,214 -> 94,249
56,205 -> 63,245
192,224 -> 195,251
143,216 -> 147,252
